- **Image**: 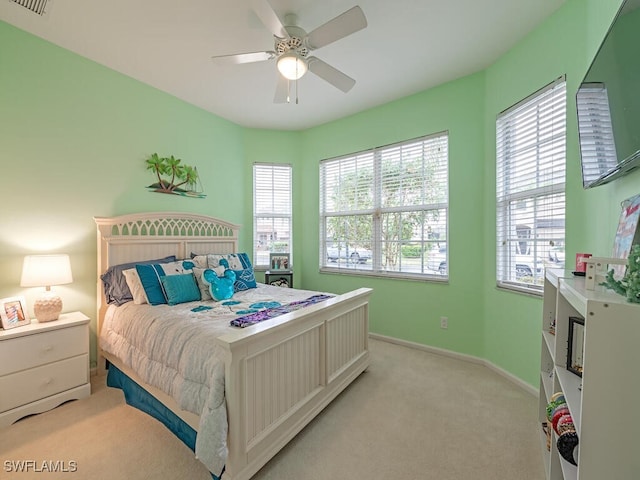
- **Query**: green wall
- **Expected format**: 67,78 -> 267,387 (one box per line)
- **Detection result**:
481,0 -> 628,386
0,21 -> 248,365
1,0 -> 637,387
298,73 -> 486,357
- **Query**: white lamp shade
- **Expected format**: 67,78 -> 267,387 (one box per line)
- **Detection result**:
277,52 -> 308,80
20,254 -> 73,288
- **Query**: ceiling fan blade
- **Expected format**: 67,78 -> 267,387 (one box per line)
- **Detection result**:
274,75 -> 289,103
307,57 -> 356,93
306,6 -> 367,50
251,0 -> 288,38
211,51 -> 276,65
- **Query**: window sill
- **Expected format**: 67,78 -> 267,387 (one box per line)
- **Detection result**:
320,266 -> 448,283
496,282 -> 543,298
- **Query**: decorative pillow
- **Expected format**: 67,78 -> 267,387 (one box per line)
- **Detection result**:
160,273 -> 201,306
100,255 -> 177,305
204,253 -> 257,292
192,266 -> 225,301
122,268 -> 148,304
201,261 -> 236,301
135,260 -> 194,305
190,255 -> 209,269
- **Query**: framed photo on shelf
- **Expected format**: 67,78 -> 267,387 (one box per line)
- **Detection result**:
0,296 -> 30,330
269,253 -> 290,271
567,316 -> 585,377
611,193 -> 640,278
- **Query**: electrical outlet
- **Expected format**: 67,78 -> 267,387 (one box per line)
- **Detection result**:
440,316 -> 448,329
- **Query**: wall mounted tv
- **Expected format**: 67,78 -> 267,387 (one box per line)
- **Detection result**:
576,0 -> 640,188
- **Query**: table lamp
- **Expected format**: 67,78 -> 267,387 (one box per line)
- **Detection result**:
20,254 -> 73,322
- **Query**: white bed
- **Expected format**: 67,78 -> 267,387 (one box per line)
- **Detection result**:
94,212 -> 371,480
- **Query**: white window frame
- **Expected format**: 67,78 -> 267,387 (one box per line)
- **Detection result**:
319,133 -> 449,280
253,163 -> 292,270
496,77 -> 566,294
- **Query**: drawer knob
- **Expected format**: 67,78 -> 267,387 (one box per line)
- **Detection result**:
43,377 -> 53,386
42,345 -> 54,353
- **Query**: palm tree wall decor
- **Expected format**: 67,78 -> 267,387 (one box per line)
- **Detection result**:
145,153 -> 205,198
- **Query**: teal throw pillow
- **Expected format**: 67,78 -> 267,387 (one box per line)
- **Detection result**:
160,273 -> 201,306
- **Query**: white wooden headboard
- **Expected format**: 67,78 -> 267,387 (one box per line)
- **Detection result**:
94,212 -> 240,345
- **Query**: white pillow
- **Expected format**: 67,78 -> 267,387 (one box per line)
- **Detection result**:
122,268 -> 148,304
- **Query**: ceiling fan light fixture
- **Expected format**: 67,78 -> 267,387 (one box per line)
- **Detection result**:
277,52 -> 307,80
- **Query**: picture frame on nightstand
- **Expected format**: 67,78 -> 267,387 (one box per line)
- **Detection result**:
0,296 -> 30,330
269,253 -> 290,270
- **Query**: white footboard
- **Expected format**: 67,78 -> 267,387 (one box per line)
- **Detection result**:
218,287 -> 371,480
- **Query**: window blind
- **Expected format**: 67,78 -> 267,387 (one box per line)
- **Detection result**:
253,163 -> 292,268
496,78 -> 566,292
320,133 -> 448,278
576,83 -> 618,187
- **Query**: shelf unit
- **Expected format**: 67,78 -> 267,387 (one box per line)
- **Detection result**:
539,269 -> 640,479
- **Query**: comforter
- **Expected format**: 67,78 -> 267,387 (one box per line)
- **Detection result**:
99,283 -> 328,475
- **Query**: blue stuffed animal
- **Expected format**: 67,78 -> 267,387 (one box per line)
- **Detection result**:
201,259 -> 236,301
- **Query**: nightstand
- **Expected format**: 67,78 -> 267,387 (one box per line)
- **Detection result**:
0,311 -> 91,427
265,270 -> 293,288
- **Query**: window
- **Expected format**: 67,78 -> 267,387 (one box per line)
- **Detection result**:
253,163 -> 292,269
576,83 -> 618,187
320,133 -> 448,279
496,78 -> 566,293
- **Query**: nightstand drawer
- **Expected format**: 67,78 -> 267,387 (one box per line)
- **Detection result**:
0,354 -> 88,412
0,325 -> 88,376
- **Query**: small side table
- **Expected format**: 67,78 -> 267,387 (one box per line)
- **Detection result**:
265,270 -> 293,288
0,311 -> 91,427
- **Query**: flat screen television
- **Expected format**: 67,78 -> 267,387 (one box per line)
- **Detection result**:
576,0 -> 640,188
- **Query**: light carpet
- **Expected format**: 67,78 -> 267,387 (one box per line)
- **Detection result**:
0,338 -> 544,479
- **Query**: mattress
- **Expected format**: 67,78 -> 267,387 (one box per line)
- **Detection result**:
99,283 -> 330,475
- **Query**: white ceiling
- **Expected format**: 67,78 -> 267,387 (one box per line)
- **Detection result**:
0,0 -> 566,130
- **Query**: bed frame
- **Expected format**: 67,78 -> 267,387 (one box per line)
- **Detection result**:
94,212 -> 371,480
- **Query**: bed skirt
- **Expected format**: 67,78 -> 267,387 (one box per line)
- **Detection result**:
106,364 -> 221,480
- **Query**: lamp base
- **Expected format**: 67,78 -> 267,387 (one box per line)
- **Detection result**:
34,294 -> 63,322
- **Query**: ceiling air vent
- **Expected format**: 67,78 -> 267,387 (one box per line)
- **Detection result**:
10,0 -> 50,16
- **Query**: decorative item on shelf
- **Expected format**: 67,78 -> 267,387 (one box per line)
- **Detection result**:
557,431 -> 579,466
145,153 -> 206,198
546,393 -> 579,465
600,244 -> 640,303
269,253 -> 290,270
0,296 -> 30,330
583,256 -> 628,291
567,316 -> 585,377
20,254 -> 73,322
574,252 -> 592,275
546,396 -> 566,424
542,422 -> 551,451
549,316 -> 556,335
611,193 -> 640,279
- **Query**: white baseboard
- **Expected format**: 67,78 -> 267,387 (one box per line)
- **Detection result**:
369,333 -> 538,397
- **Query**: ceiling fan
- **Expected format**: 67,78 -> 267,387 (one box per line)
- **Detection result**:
211,0 -> 367,103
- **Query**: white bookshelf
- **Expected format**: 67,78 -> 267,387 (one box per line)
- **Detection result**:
539,269 -> 640,479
